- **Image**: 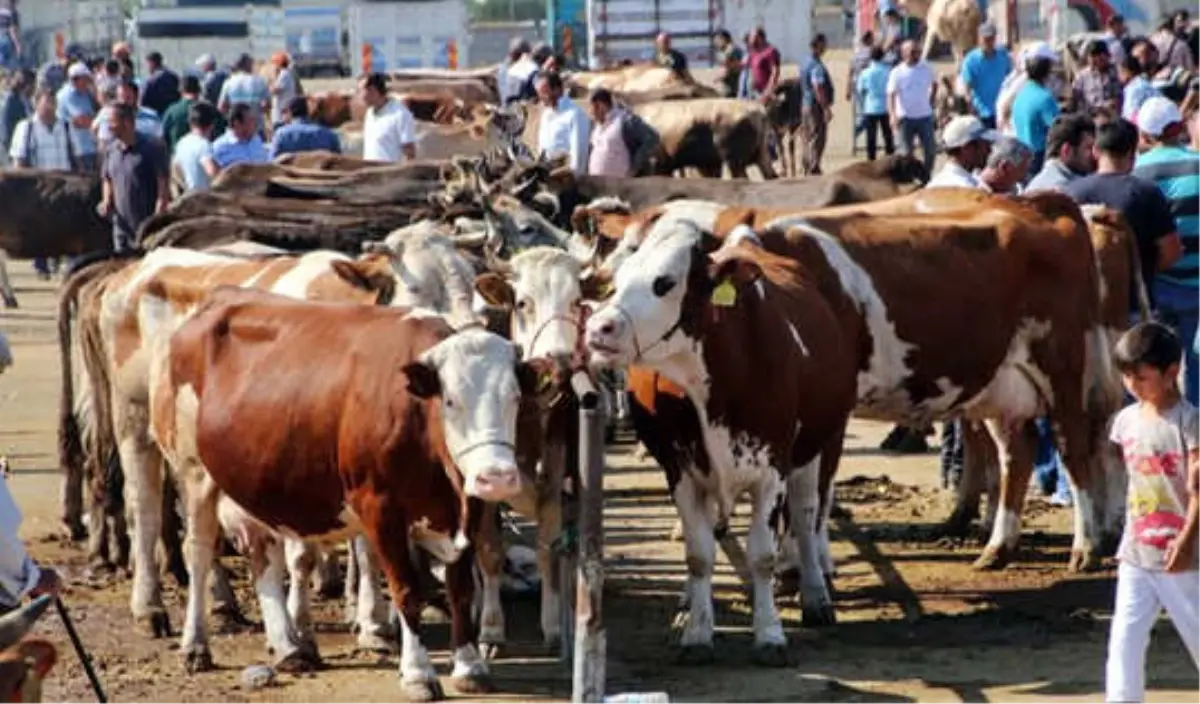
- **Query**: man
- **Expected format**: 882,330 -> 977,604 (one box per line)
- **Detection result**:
270,96 -> 340,159
359,72 -> 416,162
654,32 -> 689,80
1066,119 -> 1182,315
960,23 -> 1011,130
93,80 -> 162,151
0,0 -> 20,71
887,39 -> 938,175
196,54 -> 228,107
1152,13 -> 1195,73
1,69 -> 33,160
847,30 -> 875,141
172,101 -> 220,194
926,114 -> 995,188
1,469 -> 63,612
95,58 -> 122,103
800,33 -> 834,175
880,8 -> 907,65
1104,14 -> 1129,65
586,88 -> 659,177
857,46 -> 895,161
1026,113 -> 1097,191
217,53 -> 269,135
1071,40 -> 1122,116
38,44 -> 82,95
536,71 -> 589,173
1011,50 -> 1060,175
268,52 -> 300,132
211,102 -> 270,171
1133,97 -> 1199,404
162,74 -> 201,152
714,29 -> 744,98
55,62 -> 99,172
98,103 -> 169,253
978,136 -> 1033,194
141,51 -> 180,117
1119,55 -> 1160,123
10,87 -> 76,278
501,38 -> 535,105
745,27 -> 781,102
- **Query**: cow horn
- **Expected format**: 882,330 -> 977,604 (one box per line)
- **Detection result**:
449,229 -> 490,249
0,595 -> 52,650
569,236 -> 602,269
362,240 -> 392,255
482,212 -> 512,275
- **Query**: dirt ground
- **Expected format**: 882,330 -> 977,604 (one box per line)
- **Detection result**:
2,50 -> 1198,703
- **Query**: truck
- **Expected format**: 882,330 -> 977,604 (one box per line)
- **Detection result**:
132,2 -> 286,75
346,0 -> 470,75
14,0 -> 125,65
283,0 -> 348,77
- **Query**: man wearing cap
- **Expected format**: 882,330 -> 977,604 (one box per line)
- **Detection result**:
55,62 -> 99,173
270,96 -> 340,160
1026,112 -> 1097,191
1133,96 -> 1199,404
1010,46 -> 1060,175
1071,40 -> 1122,115
217,53 -> 269,136
196,54 -> 228,107
926,114 -> 995,189
887,39 -> 938,175
960,23 -> 1010,130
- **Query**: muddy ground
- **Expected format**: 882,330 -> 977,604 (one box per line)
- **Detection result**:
3,49 -> 1198,703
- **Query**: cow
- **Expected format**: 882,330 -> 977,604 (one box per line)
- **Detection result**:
56,235 -> 478,644
274,150 -> 378,171
633,98 -> 778,178
146,287 -> 549,698
0,170 -> 110,308
0,597 -> 57,703
399,92 -> 480,124
566,65 -> 693,95
209,160 -> 446,198
580,220 -> 858,663
412,107 -> 525,162
901,0 -> 985,67
765,78 -> 802,177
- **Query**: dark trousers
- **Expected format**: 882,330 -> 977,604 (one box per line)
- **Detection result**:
941,420 -> 964,489
898,116 -> 937,176
863,114 -> 895,161
980,115 -> 997,130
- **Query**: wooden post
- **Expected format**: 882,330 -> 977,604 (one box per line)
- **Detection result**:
571,371 -> 605,703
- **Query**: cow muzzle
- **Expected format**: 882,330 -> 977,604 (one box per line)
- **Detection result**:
468,465 -> 523,502
584,309 -> 628,366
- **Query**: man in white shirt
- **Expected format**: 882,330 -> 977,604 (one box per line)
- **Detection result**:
536,71 -> 590,173
887,40 -> 938,175
927,114 -> 996,189
8,87 -> 74,171
171,101 -> 219,194
359,72 -> 416,162
504,39 -> 539,105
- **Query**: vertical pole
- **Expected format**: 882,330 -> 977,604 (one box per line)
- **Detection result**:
571,373 -> 605,704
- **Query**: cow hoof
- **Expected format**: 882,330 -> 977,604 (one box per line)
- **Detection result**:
801,604 -> 837,627
140,611 -> 173,639
753,643 -> 789,668
451,673 -> 496,695
2,295 -> 18,309
183,647 -> 214,674
676,643 -> 715,666
356,631 -> 395,654
1069,548 -> 1101,573
401,678 -> 445,702
972,545 -> 1013,571
63,520 -> 88,542
275,648 -> 321,674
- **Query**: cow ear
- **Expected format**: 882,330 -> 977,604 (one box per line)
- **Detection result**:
579,271 -> 614,301
403,361 -> 441,399
516,358 -> 564,407
707,257 -> 763,305
475,272 -> 515,308
331,259 -> 396,305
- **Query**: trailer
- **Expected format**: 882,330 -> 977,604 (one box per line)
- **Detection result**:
133,3 -> 285,74
347,0 -> 470,75
14,0 -> 125,65
284,0 -> 348,77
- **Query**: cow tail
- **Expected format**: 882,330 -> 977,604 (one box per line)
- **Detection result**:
57,263 -> 98,480
1125,231 -> 1152,323
756,112 -> 779,180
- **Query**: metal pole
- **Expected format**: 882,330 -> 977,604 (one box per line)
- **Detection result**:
571,372 -> 605,704
55,597 -> 108,703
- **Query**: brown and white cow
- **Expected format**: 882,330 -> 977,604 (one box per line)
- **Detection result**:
59,236 -> 477,646
147,288 -> 548,698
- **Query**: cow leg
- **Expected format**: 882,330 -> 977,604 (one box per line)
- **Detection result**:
208,559 -> 248,632
1055,413 -> 1106,572
974,419 -> 1037,570
673,473 -> 717,663
0,251 -> 17,308
748,474 -> 788,666
344,537 -> 360,626
312,547 -> 344,600
475,502 -> 506,657
284,539 -> 317,653
180,474 -> 219,672
254,537 -> 318,670
117,400 -> 170,637
398,609 -> 443,702
786,456 -> 834,629
352,534 -> 394,653
535,473 -> 563,648
446,546 -> 493,695
373,528 -> 443,702
757,143 -> 778,180
160,470 -> 188,587
941,421 -> 989,537
84,452 -> 115,572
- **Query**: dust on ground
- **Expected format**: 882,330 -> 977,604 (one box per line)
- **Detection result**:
2,50 -> 1198,703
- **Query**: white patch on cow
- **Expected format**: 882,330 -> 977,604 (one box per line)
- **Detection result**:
769,217 -> 919,415
402,306 -> 447,321
787,321 -> 810,356
410,518 -> 467,564
399,617 -> 437,684
272,250 -> 351,298
787,455 -> 833,619
961,319 -> 1053,424
586,195 -> 633,214
601,200 -> 726,274
451,644 -> 490,679
725,224 -> 762,248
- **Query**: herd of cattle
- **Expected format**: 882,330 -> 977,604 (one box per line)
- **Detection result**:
0,63 -> 1149,701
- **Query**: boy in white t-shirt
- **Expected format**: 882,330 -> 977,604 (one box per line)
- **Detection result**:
1106,321 -> 1199,702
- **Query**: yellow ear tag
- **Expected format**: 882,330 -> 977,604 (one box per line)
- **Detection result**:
598,280 -> 615,298
711,280 -> 737,307
538,372 -> 554,392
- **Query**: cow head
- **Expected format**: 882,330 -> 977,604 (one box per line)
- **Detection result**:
586,218 -> 755,368
403,328 -> 557,502
337,235 -> 478,326
474,247 -> 608,362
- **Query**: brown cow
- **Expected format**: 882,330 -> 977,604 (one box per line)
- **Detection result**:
148,288 -> 547,697
0,597 -> 57,703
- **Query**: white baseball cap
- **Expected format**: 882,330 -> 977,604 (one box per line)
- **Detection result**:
1023,41 -> 1058,63
67,62 -> 91,79
1137,96 -> 1184,137
942,115 -> 998,150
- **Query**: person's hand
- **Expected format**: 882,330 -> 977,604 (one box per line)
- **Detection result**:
1164,536 -> 1196,572
30,567 -> 61,599
96,201 -> 110,218
156,197 -> 170,214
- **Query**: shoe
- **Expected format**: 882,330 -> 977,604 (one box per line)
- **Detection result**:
1049,492 -> 1073,507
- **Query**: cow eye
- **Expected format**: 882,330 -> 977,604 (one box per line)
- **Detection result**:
652,276 -> 675,297
516,299 -> 530,312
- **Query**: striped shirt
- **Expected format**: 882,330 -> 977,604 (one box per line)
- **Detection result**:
1135,146 -> 1200,289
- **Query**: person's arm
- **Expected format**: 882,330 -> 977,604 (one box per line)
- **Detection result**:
0,476 -> 58,603
928,65 -> 939,106
887,68 -> 900,125
1145,187 -> 1185,270
216,80 -> 230,115
268,132 -> 282,160
960,54 -> 976,108
397,111 -> 417,161
845,58 -> 856,101
1165,425 -> 1199,572
98,162 -> 113,218
154,144 -> 170,211
8,120 -> 28,167
763,50 -> 781,100
201,153 -> 219,180
571,111 -> 590,174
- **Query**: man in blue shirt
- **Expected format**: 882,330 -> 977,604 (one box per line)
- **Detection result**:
1010,53 -> 1059,176
800,33 -> 833,175
960,23 -> 1011,129
856,46 -> 894,161
270,97 -> 340,159
211,102 -> 269,170
55,62 -> 99,173
1134,97 -> 1199,404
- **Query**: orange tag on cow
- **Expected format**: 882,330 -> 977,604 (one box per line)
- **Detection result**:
711,281 -> 737,307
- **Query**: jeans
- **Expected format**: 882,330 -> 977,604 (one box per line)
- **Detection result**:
1033,417 -> 1071,501
1154,280 -> 1199,406
898,116 -> 936,176
863,114 -> 895,161
979,115 -> 997,130
940,420 -> 964,489
112,224 -> 137,253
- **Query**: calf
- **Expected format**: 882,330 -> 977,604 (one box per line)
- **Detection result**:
584,223 -> 858,663
149,290 -> 546,698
